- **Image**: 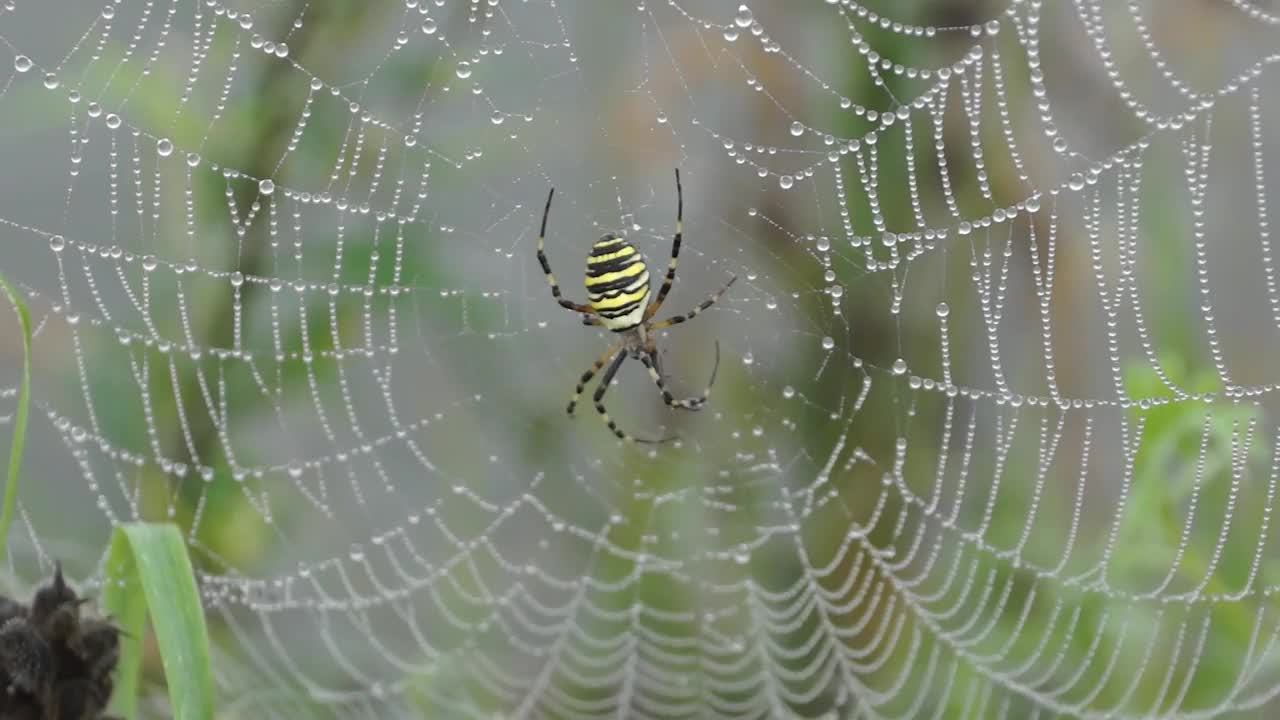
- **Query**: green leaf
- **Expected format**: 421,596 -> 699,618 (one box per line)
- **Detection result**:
104,522 -> 214,720
0,270 -> 31,562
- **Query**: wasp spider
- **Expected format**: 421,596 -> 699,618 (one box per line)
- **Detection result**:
536,169 -> 736,443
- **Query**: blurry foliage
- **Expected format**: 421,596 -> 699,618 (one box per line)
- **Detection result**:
30,0 -> 1275,713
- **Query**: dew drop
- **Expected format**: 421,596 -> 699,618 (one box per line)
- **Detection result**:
1068,173 -> 1085,191
156,138 -> 174,157
49,235 -> 65,252
422,18 -> 437,34
779,175 -> 794,189
490,111 -> 504,125
782,385 -> 795,399
935,302 -> 950,318
790,121 -> 804,137
13,55 -> 31,73
104,113 -> 121,129
42,73 -> 58,89
456,61 -> 472,79
821,336 -> 835,350
734,4 -> 753,28
258,179 -> 275,195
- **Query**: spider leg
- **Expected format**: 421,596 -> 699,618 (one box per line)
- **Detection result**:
568,341 -> 623,415
593,350 -> 672,444
638,341 -> 719,410
536,187 -> 597,317
644,168 -> 683,321
649,274 -> 737,330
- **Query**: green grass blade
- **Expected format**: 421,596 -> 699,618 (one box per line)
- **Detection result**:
0,270 -> 31,563
105,523 -> 214,720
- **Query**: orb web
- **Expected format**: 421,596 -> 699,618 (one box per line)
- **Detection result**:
0,0 -> 1278,717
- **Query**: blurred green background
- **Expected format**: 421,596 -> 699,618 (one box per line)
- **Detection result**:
1,0 -> 1279,717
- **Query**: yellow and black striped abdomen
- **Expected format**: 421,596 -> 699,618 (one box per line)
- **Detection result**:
585,233 -> 650,331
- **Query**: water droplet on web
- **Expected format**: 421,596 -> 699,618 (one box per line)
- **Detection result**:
229,271 -> 245,287
1025,196 -> 1041,213
936,302 -> 950,318
822,336 -> 835,350
156,138 -> 174,157
42,73 -> 58,89
742,352 -> 754,366
723,28 -> 738,41
782,385 -> 795,399
490,111 -> 504,125
1068,173 -> 1085,191
957,221 -> 972,235
656,111 -> 668,124
892,358 -> 907,375
258,179 -> 275,195
734,5 -> 753,28
456,61 -> 472,79
105,113 -> 121,129
790,121 -> 804,137
779,175 -> 794,189
186,152 -> 201,167
141,255 -> 158,271
13,55 -> 31,73
422,18 -> 437,34
1052,137 -> 1067,153
49,235 -> 65,252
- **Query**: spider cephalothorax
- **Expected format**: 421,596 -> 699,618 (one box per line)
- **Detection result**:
536,169 -> 735,442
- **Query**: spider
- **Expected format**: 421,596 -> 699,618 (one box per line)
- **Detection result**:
536,168 -> 736,443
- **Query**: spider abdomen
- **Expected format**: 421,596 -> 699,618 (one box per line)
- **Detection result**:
585,233 -> 650,331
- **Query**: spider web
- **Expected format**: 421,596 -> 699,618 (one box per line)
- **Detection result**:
1,0 -> 1279,717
